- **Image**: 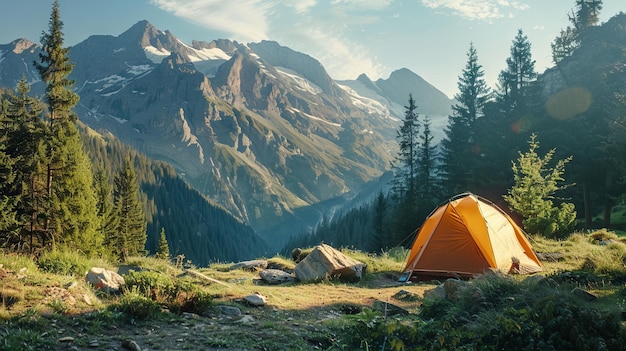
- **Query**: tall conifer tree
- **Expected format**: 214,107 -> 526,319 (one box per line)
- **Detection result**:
497,29 -> 537,114
390,95 -> 421,243
33,0 -> 100,252
440,43 -> 490,195
111,157 -> 146,261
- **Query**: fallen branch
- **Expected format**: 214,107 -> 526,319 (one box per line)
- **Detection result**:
183,269 -> 231,288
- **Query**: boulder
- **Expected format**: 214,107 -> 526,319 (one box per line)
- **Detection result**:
86,267 -> 125,294
294,244 -> 366,282
259,269 -> 295,285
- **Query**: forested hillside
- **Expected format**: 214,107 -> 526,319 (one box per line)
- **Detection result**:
81,128 -> 269,265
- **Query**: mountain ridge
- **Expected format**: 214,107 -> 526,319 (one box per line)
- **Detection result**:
0,20 -> 453,249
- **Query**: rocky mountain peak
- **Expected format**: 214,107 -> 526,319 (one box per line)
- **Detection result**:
247,40 -> 343,97
8,38 -> 38,54
192,39 -> 239,55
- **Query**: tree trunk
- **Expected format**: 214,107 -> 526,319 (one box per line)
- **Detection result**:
603,171 -> 613,228
583,181 -> 591,229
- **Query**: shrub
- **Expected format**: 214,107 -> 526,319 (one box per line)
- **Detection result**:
123,271 -> 212,315
339,273 -> 626,350
116,288 -> 161,320
37,249 -> 90,276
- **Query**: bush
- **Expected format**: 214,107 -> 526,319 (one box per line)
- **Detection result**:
116,288 -> 161,320
123,271 -> 212,315
337,273 -> 626,350
37,249 -> 90,276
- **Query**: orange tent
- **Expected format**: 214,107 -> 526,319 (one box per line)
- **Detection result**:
402,193 -> 542,280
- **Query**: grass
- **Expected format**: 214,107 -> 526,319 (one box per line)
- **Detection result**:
1,233 -> 626,350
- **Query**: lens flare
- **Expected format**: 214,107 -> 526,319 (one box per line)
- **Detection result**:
545,87 -> 592,120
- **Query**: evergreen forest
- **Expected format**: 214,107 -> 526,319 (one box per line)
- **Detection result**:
286,2 -> 626,254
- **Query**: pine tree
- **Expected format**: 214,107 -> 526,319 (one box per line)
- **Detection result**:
390,95 -> 421,243
416,115 -> 439,212
440,43 -> 490,195
156,227 -> 170,260
503,134 -> 576,238
33,0 -> 100,252
551,0 -> 603,63
2,78 -> 47,250
93,165 -> 118,255
497,29 -> 537,113
111,157 -> 146,261
0,99 -> 19,241
391,94 -> 420,199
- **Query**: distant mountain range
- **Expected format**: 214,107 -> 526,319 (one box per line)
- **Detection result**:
0,20 -> 453,248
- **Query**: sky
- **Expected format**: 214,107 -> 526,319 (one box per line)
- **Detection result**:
0,0 -> 624,98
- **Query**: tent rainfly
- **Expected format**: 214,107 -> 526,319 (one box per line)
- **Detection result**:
402,193 -> 542,280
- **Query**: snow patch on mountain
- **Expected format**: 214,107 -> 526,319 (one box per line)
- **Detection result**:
289,108 -> 341,127
249,52 -> 276,79
177,39 -> 231,62
179,108 -> 205,164
144,46 -> 171,63
336,82 -> 395,120
276,66 -> 322,94
126,64 -> 153,76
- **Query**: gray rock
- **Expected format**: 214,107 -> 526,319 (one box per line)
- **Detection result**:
244,293 -> 267,306
423,278 -> 467,301
259,269 -> 295,285
392,289 -> 419,302
122,339 -> 141,351
229,260 -> 268,271
372,299 -> 409,316
215,305 -> 242,316
86,267 -> 125,294
572,287 -> 598,301
294,244 -> 366,282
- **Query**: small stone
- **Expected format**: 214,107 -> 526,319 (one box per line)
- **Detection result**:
182,312 -> 200,319
58,336 -> 75,342
235,315 -> 255,324
122,339 -> 141,351
392,289 -> 419,301
81,294 -> 93,306
244,293 -> 267,306
215,305 -> 241,317
372,299 -> 409,316
89,340 -> 99,347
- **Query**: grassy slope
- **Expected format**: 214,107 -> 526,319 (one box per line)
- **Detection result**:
1,232 -> 626,350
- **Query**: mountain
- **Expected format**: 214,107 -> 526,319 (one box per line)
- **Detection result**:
0,20 -> 453,250
0,38 -> 40,87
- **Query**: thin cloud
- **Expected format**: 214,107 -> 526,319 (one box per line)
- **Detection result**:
283,0 -> 317,13
149,0 -> 387,81
302,27 -> 386,80
421,0 -> 528,21
149,0 -> 276,42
